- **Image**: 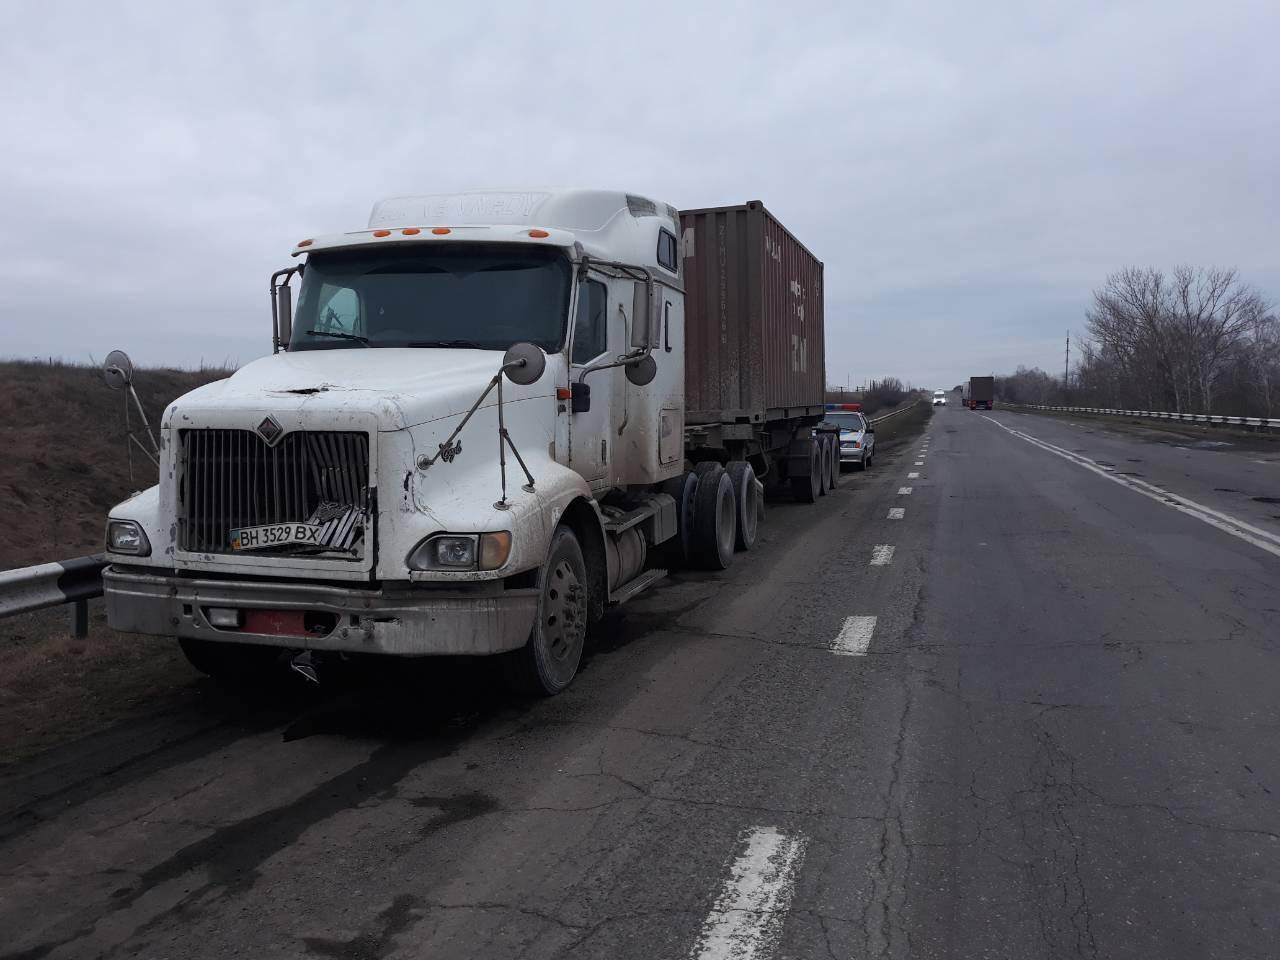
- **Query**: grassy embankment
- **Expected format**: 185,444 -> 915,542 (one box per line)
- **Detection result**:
0,359 -> 229,765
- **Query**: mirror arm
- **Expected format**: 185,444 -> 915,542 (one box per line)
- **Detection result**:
576,344 -> 652,384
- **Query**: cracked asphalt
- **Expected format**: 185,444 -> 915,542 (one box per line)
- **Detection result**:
2,407 -> 1278,959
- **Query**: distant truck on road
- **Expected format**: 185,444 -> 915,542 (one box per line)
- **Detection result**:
102,191 -> 837,695
968,376 -> 995,410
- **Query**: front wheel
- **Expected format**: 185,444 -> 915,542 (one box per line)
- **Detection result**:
505,526 -> 589,696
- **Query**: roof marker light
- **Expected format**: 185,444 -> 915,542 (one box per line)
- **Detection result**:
431,227 -> 451,235
401,227 -> 421,235
528,229 -> 550,238
297,239 -> 313,247
372,229 -> 391,237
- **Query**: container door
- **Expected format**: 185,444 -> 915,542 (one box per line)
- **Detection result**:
567,276 -> 622,488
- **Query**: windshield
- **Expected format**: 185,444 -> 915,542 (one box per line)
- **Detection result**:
289,244 -> 572,352
825,412 -> 865,431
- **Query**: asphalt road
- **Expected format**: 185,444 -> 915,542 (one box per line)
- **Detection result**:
2,406 -> 1278,959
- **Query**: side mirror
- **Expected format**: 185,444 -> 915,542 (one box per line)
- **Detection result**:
865,426 -> 875,434
276,282 -> 292,347
630,281 -> 650,349
102,349 -> 134,390
570,381 -> 591,413
625,354 -> 657,386
502,342 -> 546,385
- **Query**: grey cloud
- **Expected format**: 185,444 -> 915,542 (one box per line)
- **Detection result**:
2,0 -> 1276,389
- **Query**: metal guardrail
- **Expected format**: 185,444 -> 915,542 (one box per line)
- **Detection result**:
1010,403 -> 1280,430
0,555 -> 109,638
868,398 -> 922,425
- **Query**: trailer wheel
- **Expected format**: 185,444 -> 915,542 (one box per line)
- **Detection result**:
790,439 -> 821,503
660,470 -> 699,566
827,436 -> 840,489
692,463 -> 737,569
505,525 -> 588,696
725,461 -> 759,551
179,638 -> 279,682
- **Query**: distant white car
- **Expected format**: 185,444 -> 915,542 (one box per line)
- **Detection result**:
932,390 -> 948,406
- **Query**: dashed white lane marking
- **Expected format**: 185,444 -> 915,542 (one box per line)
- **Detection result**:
870,544 -> 895,565
832,616 -> 877,655
691,826 -> 807,960
914,461 -> 924,466
981,415 -> 1280,560
898,486 -> 913,495
907,472 -> 919,479
888,507 -> 905,519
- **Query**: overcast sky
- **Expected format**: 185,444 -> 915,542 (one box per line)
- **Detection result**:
3,1 -> 1277,390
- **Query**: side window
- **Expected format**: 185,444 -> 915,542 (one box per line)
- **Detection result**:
315,285 -> 361,335
571,280 -> 608,364
656,229 -> 678,273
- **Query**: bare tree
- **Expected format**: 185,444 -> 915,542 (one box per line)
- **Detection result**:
1083,266 -> 1273,415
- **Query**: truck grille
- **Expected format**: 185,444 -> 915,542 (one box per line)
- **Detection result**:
179,429 -> 370,556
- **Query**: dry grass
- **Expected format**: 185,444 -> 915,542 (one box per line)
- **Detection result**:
0,601 -> 197,767
0,359 -> 230,765
0,359 -> 230,571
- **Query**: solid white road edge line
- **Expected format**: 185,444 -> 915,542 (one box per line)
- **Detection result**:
888,507 -> 905,519
870,545 -> 895,565
980,414 -> 1280,560
691,826 -> 807,960
898,486 -> 913,495
832,616 -> 877,655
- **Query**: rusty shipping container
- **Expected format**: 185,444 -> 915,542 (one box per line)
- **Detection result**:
680,201 -> 825,425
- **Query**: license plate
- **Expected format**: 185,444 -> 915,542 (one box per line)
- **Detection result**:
229,522 -> 324,551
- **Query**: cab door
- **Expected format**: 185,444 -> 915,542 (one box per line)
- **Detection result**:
566,276 -> 623,490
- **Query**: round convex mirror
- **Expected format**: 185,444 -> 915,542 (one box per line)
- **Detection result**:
102,349 -> 134,391
501,343 -> 546,385
625,354 -> 657,386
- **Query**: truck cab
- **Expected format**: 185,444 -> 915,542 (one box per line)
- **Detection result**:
103,190 -> 686,693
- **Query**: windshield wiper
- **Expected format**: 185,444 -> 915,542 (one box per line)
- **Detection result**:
303,329 -> 369,345
406,339 -> 486,349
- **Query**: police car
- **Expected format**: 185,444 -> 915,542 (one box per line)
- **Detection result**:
821,403 -> 876,470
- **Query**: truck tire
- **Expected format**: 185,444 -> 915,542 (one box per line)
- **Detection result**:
692,464 -> 737,570
660,470 -> 699,566
506,525 -> 588,696
179,637 -> 279,682
790,439 -> 821,503
827,436 -> 840,489
817,437 -> 832,496
725,460 -> 759,551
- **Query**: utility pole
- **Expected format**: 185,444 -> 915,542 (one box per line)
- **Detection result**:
1064,330 -> 1070,401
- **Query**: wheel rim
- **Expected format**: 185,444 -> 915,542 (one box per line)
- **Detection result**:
543,558 -> 586,673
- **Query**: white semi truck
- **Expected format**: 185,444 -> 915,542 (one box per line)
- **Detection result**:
103,190 -> 832,694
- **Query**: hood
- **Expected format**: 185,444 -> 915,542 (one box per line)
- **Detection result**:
168,348 -> 551,431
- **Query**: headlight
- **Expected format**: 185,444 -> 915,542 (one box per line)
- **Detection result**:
407,532 -> 512,571
107,519 -> 151,556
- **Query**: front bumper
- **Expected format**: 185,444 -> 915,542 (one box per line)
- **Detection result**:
103,565 -> 539,656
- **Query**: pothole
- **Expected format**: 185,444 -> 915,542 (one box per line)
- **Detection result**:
1215,487 -> 1242,493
